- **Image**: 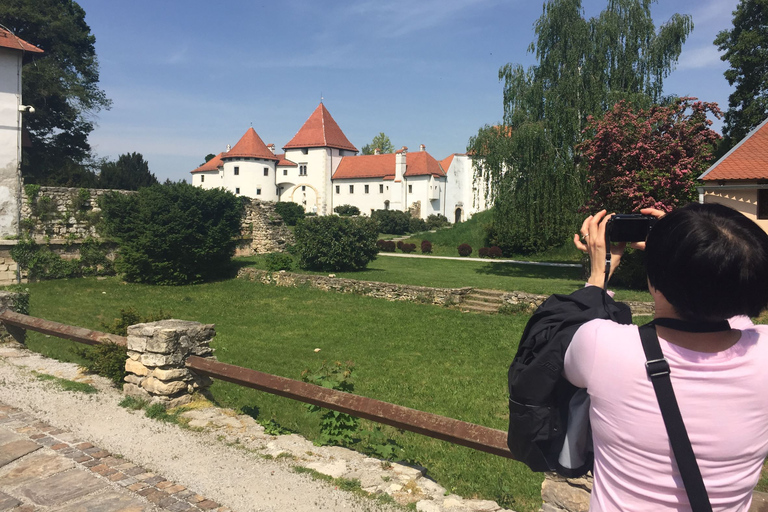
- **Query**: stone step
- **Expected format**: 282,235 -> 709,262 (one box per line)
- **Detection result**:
462,299 -> 503,309
464,294 -> 504,305
470,289 -> 506,298
459,302 -> 500,314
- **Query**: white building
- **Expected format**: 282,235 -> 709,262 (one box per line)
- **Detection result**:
0,28 -> 42,237
191,103 -> 486,222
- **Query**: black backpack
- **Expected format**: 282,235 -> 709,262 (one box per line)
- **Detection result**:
507,286 -> 632,476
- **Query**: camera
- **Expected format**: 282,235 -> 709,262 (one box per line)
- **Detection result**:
605,214 -> 657,243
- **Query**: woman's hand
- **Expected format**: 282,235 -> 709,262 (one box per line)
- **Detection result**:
630,208 -> 667,251
573,210 -> 626,288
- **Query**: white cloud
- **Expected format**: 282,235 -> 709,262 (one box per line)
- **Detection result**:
677,44 -> 725,70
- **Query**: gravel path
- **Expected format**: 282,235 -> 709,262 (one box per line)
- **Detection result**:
0,343 -> 399,512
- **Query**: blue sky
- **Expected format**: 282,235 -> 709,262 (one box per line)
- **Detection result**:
74,0 -> 739,183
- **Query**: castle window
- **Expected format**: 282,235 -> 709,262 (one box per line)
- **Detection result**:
759,189 -> 768,219
349,185 -> 354,194
283,169 -> 288,176
408,185 -> 413,193
364,185 -> 369,194
302,186 -> 306,191
302,148 -> 308,155
234,167 -> 239,176
336,185 -> 340,194
201,175 -> 205,183
263,168 -> 269,176
299,165 -> 307,176
256,188 -> 261,195
235,188 -> 240,194
379,184 -> 383,193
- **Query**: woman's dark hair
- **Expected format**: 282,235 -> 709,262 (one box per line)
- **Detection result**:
645,203 -> 768,321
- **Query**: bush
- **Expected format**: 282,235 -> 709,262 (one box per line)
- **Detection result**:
426,214 -> 450,229
10,237 -> 113,281
396,241 -> 404,250
74,342 -> 128,385
478,247 -> 489,258
377,239 -> 396,252
488,246 -> 503,258
99,307 -> 170,336
100,183 -> 243,285
265,252 -> 293,272
294,216 -> 379,271
421,240 -> 432,254
608,249 -> 647,289
274,201 -> 305,226
400,243 -> 416,253
457,243 -> 472,257
409,217 -> 428,233
371,210 -> 411,235
334,204 -> 360,216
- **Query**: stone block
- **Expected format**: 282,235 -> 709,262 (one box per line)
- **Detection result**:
16,467 -> 107,506
126,335 -> 147,352
141,377 -> 187,396
125,359 -> 149,376
127,350 -> 141,361
123,374 -> 142,385
145,335 -> 177,354
151,367 -> 190,381
140,352 -> 183,367
123,383 -> 151,401
541,477 -> 590,512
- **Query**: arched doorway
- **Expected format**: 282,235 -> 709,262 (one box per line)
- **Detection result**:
454,207 -> 462,223
384,200 -> 390,211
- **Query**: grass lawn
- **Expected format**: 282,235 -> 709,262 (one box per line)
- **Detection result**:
22,276 -> 543,512
239,253 -> 653,303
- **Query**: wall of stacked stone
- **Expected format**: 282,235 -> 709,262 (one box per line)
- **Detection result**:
542,474 -> 592,512
237,267 -> 471,305
0,290 -> 28,344
502,291 -> 655,317
123,319 -> 216,408
238,199 -> 294,255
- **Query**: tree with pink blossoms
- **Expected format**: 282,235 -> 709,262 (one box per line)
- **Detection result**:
578,98 -> 722,214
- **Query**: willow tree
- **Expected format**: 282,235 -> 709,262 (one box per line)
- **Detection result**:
469,0 -> 692,254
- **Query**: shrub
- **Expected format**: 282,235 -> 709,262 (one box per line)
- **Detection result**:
478,247 -> 489,258
488,246 -> 503,258
457,243 -> 472,257
608,249 -> 647,290
409,217 -> 428,233
294,216 -> 378,271
371,210 -> 411,235
426,214 -> 449,229
99,307 -> 170,336
10,237 -> 112,281
334,204 -> 360,216
396,241 -> 404,250
400,243 -> 416,253
377,239 -> 396,252
73,342 -> 128,385
421,240 -> 432,254
100,183 -> 243,285
274,201 -> 305,226
265,252 -> 293,272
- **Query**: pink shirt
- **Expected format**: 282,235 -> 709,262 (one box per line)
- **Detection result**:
564,319 -> 768,511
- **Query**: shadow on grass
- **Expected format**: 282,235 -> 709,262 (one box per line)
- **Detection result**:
474,262 -> 583,281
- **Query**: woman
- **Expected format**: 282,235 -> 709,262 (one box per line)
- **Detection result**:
565,203 -> 768,511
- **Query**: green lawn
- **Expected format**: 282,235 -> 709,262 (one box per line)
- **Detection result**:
239,253 -> 653,303
22,276 -> 543,512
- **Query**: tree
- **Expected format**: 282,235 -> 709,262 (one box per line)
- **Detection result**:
99,153 -> 158,190
468,0 -> 692,254
274,201 -> 305,226
0,0 -> 111,184
294,216 -> 378,271
100,183 -> 243,285
204,153 -> 216,163
714,0 -> 768,151
361,133 -> 394,155
578,98 -> 721,214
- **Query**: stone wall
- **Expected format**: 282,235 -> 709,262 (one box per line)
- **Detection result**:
238,199 -> 294,255
237,268 -> 471,306
501,290 -> 655,317
0,290 -> 28,344
542,474 -> 592,512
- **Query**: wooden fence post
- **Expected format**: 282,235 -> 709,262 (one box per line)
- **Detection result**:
123,320 -> 216,408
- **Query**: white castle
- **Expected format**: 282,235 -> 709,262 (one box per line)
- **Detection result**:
191,103 -> 486,223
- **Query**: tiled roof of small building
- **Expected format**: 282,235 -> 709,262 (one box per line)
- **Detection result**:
440,154 -> 456,172
700,118 -> 768,180
284,103 -> 358,152
333,153 -> 396,180
0,28 -> 43,53
403,151 -> 446,178
276,154 -> 297,167
223,128 -> 279,161
191,152 -> 224,173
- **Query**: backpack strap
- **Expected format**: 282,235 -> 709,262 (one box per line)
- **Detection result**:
638,323 -> 712,512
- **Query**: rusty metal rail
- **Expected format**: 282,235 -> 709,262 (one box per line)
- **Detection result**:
0,309 -> 513,459
0,309 -> 127,346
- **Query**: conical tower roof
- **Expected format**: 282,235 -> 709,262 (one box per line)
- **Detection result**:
223,128 -> 279,161
284,103 -> 358,152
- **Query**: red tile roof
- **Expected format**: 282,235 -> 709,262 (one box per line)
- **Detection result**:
0,28 -> 43,54
276,154 -> 297,167
333,153 -> 396,180
191,152 -> 224,173
700,118 -> 768,180
223,128 -> 279,161
440,154 -> 455,172
403,151 -> 446,178
284,103 -> 358,152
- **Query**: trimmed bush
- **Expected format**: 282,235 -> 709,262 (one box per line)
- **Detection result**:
334,204 -> 360,216
265,252 -> 293,272
295,216 -> 378,271
488,246 -> 503,258
478,247 -> 489,258
396,241 -> 404,250
426,214 -> 450,229
409,217 -> 428,233
377,239 -> 396,252
274,201 -> 305,226
421,240 -> 432,254
400,243 -> 416,254
457,243 -> 473,257
100,183 -> 243,285
371,209 -> 411,235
